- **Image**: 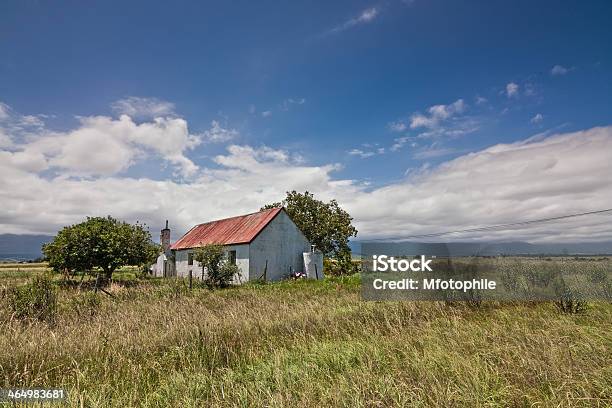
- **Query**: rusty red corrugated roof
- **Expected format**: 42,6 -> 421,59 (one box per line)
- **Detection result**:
170,207 -> 283,250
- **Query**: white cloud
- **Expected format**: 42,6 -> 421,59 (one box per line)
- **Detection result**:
1,100 -> 611,244
505,82 -> 519,98
551,65 -> 571,76
410,99 -> 466,129
475,96 -> 488,105
214,145 -> 294,169
348,149 -> 375,158
411,145 -> 459,160
0,129 -> 12,148
348,126 -> 612,242
0,143 -> 356,236
348,143 -> 386,158
391,136 -> 416,152
0,103 -> 49,142
18,115 -> 45,128
0,101 -> 201,178
388,121 -> 407,132
357,7 -> 378,22
326,7 -> 379,35
530,113 -> 544,124
261,110 -> 272,118
0,103 -> 11,120
389,99 -> 476,153
202,120 -> 238,143
281,98 -> 306,111
111,97 -> 175,118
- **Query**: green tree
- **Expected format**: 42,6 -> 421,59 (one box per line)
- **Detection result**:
262,191 -> 357,261
43,216 -> 159,280
194,243 -> 239,288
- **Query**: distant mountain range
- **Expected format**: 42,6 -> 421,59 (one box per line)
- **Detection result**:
351,240 -> 612,257
0,234 -> 53,261
1,234 -> 611,262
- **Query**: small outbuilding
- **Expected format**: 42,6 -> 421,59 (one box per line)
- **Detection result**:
153,207 -> 321,283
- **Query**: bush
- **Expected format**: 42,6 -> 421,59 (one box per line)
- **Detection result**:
324,257 -> 361,277
209,262 -> 239,288
194,244 -> 239,288
7,275 -> 57,322
554,278 -> 588,314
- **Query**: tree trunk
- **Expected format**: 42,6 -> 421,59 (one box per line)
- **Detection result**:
103,268 -> 114,283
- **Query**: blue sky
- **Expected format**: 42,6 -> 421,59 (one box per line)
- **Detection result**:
1,0 -> 611,240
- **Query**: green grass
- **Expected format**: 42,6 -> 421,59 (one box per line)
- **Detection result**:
0,267 -> 610,407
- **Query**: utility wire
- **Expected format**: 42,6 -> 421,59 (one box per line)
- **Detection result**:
368,208 -> 612,241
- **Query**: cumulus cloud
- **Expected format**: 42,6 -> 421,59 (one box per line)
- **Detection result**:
350,126 -> 612,242
505,82 -> 519,98
1,101 -> 611,243
388,97 -> 477,152
111,96 -> 175,118
202,120 -> 239,143
0,103 -> 49,143
410,99 -> 466,129
0,101 -> 201,178
402,99 -> 476,142
0,142 -> 356,236
0,129 -> 12,148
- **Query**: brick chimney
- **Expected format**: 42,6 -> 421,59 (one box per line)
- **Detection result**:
160,220 -> 170,253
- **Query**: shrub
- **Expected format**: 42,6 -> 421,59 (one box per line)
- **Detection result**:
194,244 -> 239,288
554,278 -> 587,314
7,275 -> 57,322
324,257 -> 361,276
212,262 -> 239,287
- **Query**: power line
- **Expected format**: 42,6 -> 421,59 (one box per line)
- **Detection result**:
369,208 -> 612,241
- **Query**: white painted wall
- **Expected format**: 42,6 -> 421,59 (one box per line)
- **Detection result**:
174,244 -> 249,283
248,210 -> 311,281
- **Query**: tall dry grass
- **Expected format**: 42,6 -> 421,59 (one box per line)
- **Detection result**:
0,274 -> 610,407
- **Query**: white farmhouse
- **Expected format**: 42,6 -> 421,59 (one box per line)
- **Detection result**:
152,207 -> 322,283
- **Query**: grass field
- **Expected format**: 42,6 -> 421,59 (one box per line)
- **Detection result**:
0,263 -> 610,407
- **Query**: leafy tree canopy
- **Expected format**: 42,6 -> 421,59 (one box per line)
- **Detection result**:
262,191 -> 357,260
43,216 -> 159,279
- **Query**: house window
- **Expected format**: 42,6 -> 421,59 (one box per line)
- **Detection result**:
228,250 -> 237,265
188,252 -> 194,266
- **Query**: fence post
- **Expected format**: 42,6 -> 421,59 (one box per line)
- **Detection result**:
264,260 -> 268,281
189,269 -> 193,290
